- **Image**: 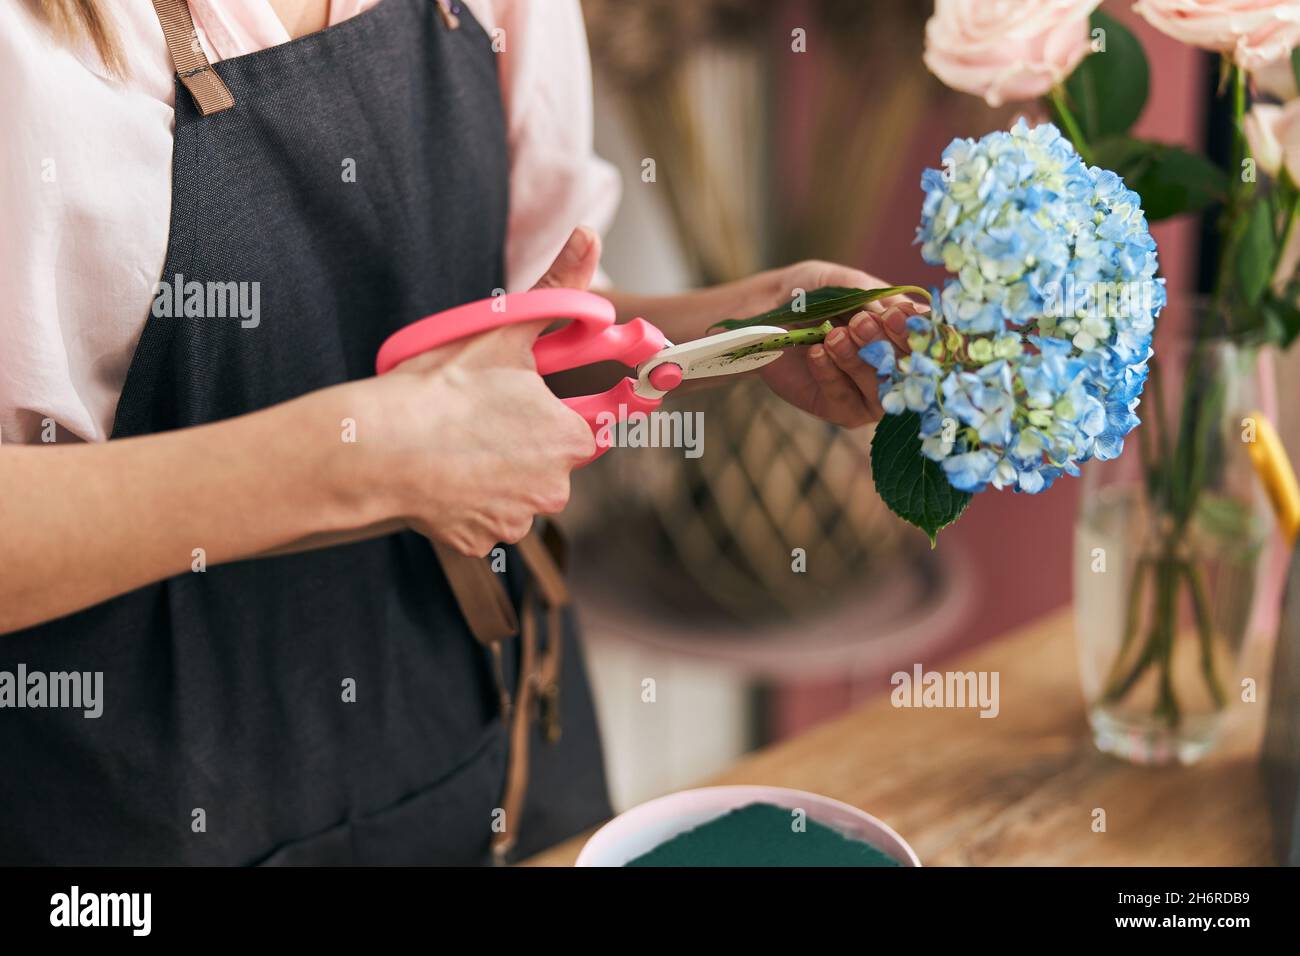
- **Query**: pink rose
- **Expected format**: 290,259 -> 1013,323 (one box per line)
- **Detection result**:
1242,101 -> 1300,290
923,0 -> 1102,107
1253,51 -> 1299,99
1134,0 -> 1300,71
1243,102 -> 1300,176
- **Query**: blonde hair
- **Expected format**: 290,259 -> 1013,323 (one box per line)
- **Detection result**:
33,0 -> 126,76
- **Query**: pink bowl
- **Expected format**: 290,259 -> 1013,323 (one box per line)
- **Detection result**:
574,785 -> 921,867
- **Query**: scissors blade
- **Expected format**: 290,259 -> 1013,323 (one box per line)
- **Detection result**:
634,326 -> 790,396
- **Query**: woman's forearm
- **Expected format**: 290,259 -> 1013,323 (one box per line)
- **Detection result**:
0,386 -> 373,634
2,296 -> 611,634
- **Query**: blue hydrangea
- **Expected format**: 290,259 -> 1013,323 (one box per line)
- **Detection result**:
861,120 -> 1162,495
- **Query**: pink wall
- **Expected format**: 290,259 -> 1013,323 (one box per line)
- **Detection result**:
770,3 -> 1207,738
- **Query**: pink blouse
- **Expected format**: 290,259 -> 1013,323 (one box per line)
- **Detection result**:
0,0 -> 620,444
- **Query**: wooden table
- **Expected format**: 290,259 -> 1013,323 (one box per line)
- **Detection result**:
524,609 -> 1275,866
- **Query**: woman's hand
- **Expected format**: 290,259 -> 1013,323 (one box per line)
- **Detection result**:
603,259 -> 924,429
351,228 -> 602,557
357,323 -> 594,557
744,261 -> 923,428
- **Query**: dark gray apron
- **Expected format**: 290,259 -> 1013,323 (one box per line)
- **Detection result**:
0,0 -> 610,865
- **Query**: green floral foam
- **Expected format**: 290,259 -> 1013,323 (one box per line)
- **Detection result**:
624,802 -> 903,867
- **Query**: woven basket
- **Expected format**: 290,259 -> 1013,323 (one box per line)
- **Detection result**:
573,379 -> 909,624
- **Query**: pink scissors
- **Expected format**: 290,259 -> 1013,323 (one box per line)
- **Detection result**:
375,289 -> 789,459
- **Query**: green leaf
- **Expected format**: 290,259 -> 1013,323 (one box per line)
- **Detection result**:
870,411 -> 971,547
1091,137 -> 1228,220
1291,46 -> 1300,94
710,285 -> 930,332
1259,288 -> 1300,348
1235,198 -> 1276,308
1194,492 -> 1257,541
1062,11 -> 1149,141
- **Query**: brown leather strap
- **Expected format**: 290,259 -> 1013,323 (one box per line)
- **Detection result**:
151,0 -> 235,116
536,604 -> 564,743
433,524 -> 573,648
539,520 -> 569,572
435,0 -> 461,29
432,542 -> 520,646
514,532 -> 570,609
492,589 -> 539,863
475,527 -> 572,862
515,532 -> 568,743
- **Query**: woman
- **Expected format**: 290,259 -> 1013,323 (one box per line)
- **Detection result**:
0,0 -> 901,864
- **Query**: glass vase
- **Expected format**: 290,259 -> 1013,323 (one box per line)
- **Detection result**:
1074,314 -> 1274,765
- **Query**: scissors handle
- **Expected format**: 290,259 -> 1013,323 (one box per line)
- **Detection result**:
565,378 -> 663,460
375,289 -> 666,374
375,289 -> 672,461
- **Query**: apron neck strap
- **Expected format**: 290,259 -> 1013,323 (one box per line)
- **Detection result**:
151,0 -> 235,116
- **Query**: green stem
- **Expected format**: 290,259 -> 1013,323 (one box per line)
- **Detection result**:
725,320 -> 834,360
1215,62 -> 1251,312
1102,625 -> 1155,705
1152,554 -> 1182,728
1233,64 -> 1247,176
1125,341 -> 1224,723
1276,174 -> 1300,291
1103,557 -> 1152,694
1138,409 -> 1155,499
1181,559 -> 1227,710
1102,567 -> 1163,706
1147,358 -> 1171,509
1049,86 -> 1093,165
1181,372 -> 1225,536
1101,551 -> 1185,730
